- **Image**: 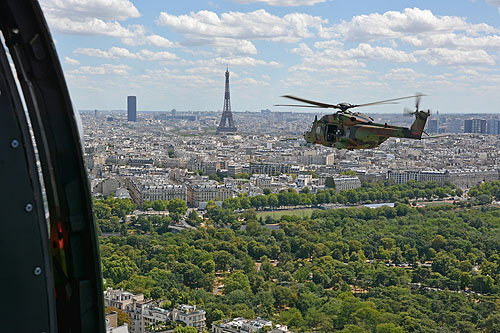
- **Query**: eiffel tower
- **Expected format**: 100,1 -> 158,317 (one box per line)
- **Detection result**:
216,68 -> 237,134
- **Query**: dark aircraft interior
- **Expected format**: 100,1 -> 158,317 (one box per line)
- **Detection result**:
0,1 -> 105,332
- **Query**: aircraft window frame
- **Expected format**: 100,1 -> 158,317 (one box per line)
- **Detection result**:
316,125 -> 322,136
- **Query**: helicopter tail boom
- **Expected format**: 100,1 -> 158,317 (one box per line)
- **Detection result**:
409,111 -> 431,138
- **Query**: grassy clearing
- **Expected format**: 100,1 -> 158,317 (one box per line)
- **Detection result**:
419,200 -> 454,207
256,208 -> 316,219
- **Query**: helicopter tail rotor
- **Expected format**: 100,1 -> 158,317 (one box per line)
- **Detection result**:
403,107 -> 416,117
415,92 -> 423,109
403,92 -> 426,117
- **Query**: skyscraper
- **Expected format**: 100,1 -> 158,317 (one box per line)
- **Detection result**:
464,119 -> 486,133
127,96 -> 137,122
487,119 -> 499,134
427,119 -> 438,134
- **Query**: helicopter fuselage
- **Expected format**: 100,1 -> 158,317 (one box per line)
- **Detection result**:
305,111 -> 430,149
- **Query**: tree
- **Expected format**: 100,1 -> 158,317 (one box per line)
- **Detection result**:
152,200 -> 167,211
186,210 -> 202,226
150,286 -> 164,300
223,271 -> 251,294
174,327 -> 197,333
183,266 -> 205,288
201,260 -> 215,274
431,235 -> 446,251
471,274 -> 494,294
376,323 -> 404,333
240,196 -> 251,209
101,254 -> 138,284
119,275 -> 155,296
267,194 -> 279,208
105,306 -> 130,326
478,194 -> 492,205
214,251 -> 232,271
94,201 -> 111,219
273,285 -> 295,308
142,200 -> 153,210
241,209 -> 257,221
235,172 -> 250,179
279,307 -> 305,329
168,199 -> 187,221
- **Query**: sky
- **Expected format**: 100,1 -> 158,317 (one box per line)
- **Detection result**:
38,0 -> 500,113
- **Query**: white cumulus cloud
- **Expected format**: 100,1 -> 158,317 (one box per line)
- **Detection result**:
196,56 -> 280,67
40,0 -> 140,21
64,56 -> 80,65
334,8 -> 469,42
401,33 -> 500,50
233,0 -> 327,6
486,0 -> 500,13
69,63 -> 131,75
39,0 -> 178,49
74,47 -> 178,61
156,9 -> 328,43
415,48 -> 496,66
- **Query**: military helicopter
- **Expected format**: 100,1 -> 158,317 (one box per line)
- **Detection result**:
276,94 -> 432,150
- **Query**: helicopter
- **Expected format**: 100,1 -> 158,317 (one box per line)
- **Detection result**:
276,94 -> 432,150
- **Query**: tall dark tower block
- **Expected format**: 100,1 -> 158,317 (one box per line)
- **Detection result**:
216,68 -> 237,134
127,96 -> 136,121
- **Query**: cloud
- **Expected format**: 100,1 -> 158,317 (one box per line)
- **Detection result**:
294,40 -> 415,64
185,66 -> 225,75
334,8 -> 470,42
156,9 -> 328,43
182,37 -> 258,55
196,56 -> 281,67
382,68 -> 423,81
69,64 -> 131,75
292,8 -> 500,68
64,56 -> 80,65
233,0 -> 327,6
145,35 -> 178,48
401,33 -> 500,50
74,47 -> 178,61
313,39 -> 344,49
235,77 -> 270,86
291,43 -> 314,56
40,0 -> 140,21
415,48 -> 496,65
143,68 -> 218,86
121,34 -> 179,48
337,43 -> 417,63
39,0 -> 178,49
45,17 -> 141,37
486,0 -> 500,13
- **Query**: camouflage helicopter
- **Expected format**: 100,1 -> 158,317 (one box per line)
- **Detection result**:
276,94 -> 431,150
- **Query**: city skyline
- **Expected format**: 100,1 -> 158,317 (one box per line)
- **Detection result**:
42,0 -> 500,113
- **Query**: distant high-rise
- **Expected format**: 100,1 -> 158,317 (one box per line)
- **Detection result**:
127,96 -> 137,122
449,119 -> 462,133
464,119 -> 486,133
487,119 -> 500,134
216,68 -> 237,134
427,119 -> 438,134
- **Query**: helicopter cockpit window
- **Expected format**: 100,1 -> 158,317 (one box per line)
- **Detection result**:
316,125 -> 322,136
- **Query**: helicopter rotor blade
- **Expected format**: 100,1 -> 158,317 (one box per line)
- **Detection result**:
421,134 -> 450,139
273,104 -> 324,108
281,95 -> 337,108
353,94 -> 425,108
